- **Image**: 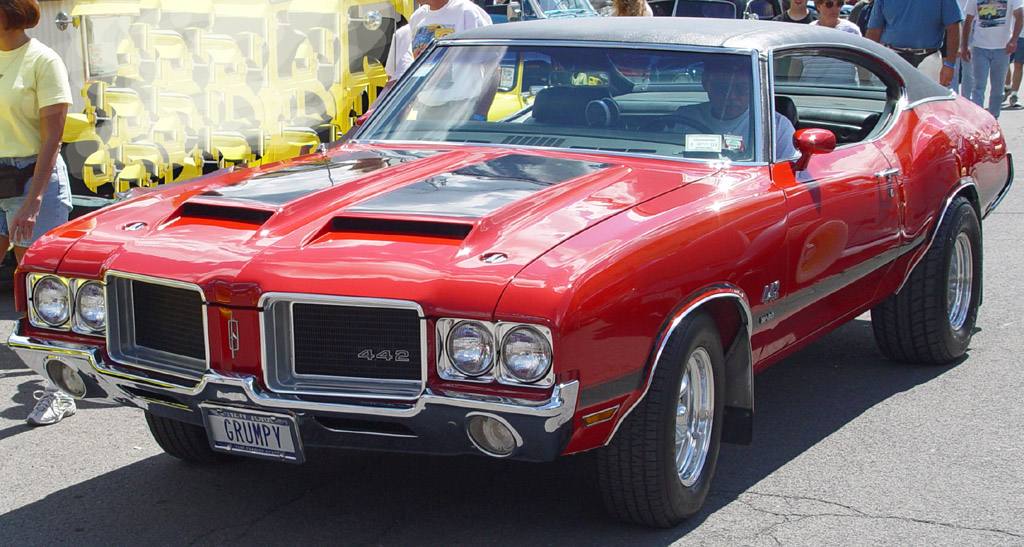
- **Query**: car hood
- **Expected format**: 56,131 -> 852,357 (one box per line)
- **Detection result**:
47,145 -> 717,315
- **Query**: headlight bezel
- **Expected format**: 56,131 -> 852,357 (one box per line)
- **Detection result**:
28,274 -> 71,328
437,318 -> 555,388
498,325 -> 554,385
442,320 -> 496,379
26,273 -> 105,335
72,279 -> 106,334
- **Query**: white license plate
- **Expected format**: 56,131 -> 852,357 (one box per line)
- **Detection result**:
201,405 -> 304,463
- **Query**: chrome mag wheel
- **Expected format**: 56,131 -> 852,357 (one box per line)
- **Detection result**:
947,232 -> 973,331
676,346 -> 714,487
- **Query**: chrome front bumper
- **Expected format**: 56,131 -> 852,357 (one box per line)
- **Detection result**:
9,326 -> 579,462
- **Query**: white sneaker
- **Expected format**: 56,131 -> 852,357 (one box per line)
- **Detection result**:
1009,94 -> 1020,107
27,386 -> 76,426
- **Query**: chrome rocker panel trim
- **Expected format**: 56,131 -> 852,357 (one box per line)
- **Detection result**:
10,327 -> 578,462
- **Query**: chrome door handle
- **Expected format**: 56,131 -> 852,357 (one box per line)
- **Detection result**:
875,168 -> 900,198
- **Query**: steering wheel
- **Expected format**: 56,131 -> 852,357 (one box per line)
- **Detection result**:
640,114 -> 714,134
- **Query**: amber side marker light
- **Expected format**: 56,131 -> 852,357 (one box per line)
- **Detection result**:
582,405 -> 619,427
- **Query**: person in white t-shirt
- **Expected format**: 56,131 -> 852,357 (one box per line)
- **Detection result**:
961,0 -> 1024,118
671,61 -> 798,161
385,25 -> 413,84
407,0 -> 493,119
409,0 -> 491,59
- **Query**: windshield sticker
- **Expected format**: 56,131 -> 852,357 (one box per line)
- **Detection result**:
723,134 -> 745,151
500,66 -> 516,89
686,134 -> 723,153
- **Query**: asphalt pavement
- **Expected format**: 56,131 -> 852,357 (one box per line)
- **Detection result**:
1,112 -> 1022,546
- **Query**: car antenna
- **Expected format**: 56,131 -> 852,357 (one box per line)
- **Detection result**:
319,143 -> 335,185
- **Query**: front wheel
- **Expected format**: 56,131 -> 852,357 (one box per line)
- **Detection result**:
871,195 -> 982,364
145,411 -> 235,463
596,312 -> 724,527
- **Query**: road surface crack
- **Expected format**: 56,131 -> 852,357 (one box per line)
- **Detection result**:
738,491 -> 1024,540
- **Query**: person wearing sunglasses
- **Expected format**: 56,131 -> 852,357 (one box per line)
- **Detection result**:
791,0 -> 862,85
669,58 -> 798,161
813,0 -> 860,33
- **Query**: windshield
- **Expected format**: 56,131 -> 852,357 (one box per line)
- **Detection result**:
358,45 -> 759,162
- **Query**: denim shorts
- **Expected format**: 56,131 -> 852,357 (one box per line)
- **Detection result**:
0,155 -> 73,247
1013,37 -> 1024,64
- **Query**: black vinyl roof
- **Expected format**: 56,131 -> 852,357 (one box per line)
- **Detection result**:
449,18 -> 952,104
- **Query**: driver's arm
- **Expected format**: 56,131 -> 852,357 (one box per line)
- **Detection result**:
774,112 -> 798,161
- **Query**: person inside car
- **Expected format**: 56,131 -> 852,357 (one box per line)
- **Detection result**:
669,59 -> 797,160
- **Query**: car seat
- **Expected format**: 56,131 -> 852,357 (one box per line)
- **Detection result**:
532,86 -> 612,125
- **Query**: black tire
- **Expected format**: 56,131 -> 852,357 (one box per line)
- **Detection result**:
145,411 -> 234,463
596,312 -> 724,528
871,195 -> 982,364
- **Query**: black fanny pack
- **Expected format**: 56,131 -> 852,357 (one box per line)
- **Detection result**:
0,163 -> 35,199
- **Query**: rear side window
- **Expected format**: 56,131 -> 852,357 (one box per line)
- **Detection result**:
773,49 -> 899,146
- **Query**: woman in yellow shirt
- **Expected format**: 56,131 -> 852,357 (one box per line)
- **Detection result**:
1,0 -> 75,425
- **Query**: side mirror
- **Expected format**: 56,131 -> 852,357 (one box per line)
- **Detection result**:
350,11 -> 383,32
507,1 -> 522,21
792,128 -> 836,171
55,12 -> 77,31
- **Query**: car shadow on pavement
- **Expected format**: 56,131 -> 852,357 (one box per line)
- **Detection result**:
0,318 -> 959,545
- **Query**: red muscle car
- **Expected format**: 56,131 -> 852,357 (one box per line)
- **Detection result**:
10,19 -> 1012,527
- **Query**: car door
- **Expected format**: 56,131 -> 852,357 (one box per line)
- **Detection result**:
755,47 -> 904,364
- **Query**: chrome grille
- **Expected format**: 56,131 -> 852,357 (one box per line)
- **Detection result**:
106,273 -> 208,379
132,281 -> 205,360
292,304 -> 421,380
263,295 -> 426,399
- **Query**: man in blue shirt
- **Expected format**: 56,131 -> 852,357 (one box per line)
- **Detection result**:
865,0 -> 964,86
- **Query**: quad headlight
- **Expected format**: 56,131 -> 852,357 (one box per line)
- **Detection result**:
27,274 -> 105,335
31,276 -> 70,327
500,326 -> 552,384
438,319 -> 554,388
73,280 -> 106,332
446,321 -> 495,376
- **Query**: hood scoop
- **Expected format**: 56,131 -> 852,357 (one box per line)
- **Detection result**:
195,149 -> 437,207
180,202 -> 274,225
331,216 -> 474,241
347,154 -> 612,219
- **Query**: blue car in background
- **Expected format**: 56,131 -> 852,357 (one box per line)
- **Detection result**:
475,0 -> 788,23
475,0 -> 598,23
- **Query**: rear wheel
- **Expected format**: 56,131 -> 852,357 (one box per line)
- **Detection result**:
596,312 -> 724,527
145,411 -> 234,463
871,196 -> 982,364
